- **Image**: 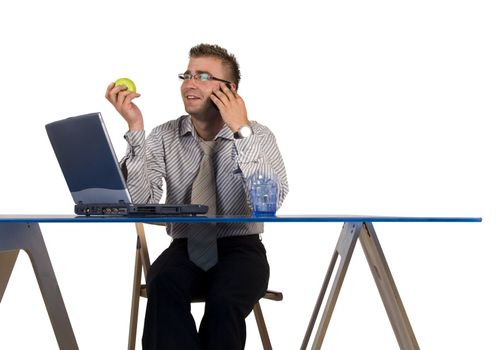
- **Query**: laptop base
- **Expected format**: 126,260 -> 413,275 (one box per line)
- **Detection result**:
75,203 -> 208,216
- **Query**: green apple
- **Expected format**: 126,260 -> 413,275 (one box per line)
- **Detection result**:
114,77 -> 137,92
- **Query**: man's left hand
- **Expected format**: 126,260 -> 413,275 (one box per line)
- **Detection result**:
210,84 -> 249,132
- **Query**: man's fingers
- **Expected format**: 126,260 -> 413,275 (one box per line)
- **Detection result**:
107,84 -> 128,105
105,82 -> 116,100
115,89 -> 140,108
105,82 -> 117,103
212,89 -> 230,106
124,92 -> 141,105
116,90 -> 130,106
210,93 -> 224,109
220,83 -> 236,100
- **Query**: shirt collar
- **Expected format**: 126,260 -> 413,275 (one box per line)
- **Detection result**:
180,115 -> 234,141
179,115 -> 194,137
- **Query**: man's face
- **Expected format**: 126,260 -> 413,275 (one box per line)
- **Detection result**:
181,56 -> 232,118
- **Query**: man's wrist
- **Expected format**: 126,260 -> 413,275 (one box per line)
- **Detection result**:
233,124 -> 253,139
128,120 -> 144,131
227,116 -> 250,131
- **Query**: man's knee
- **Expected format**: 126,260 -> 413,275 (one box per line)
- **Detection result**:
147,268 -> 189,303
205,289 -> 258,321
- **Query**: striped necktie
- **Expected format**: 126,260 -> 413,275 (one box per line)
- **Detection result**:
188,140 -> 218,271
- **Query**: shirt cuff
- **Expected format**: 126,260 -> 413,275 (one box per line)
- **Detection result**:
234,135 -> 261,165
124,130 -> 146,157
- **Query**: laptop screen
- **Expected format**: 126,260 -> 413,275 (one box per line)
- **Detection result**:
45,112 -> 132,204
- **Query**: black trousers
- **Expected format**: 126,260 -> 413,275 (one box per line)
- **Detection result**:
142,234 -> 270,350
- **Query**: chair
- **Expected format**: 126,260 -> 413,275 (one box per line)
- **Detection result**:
128,223 -> 283,350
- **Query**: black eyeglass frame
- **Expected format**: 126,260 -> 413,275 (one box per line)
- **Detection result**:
178,73 -> 233,87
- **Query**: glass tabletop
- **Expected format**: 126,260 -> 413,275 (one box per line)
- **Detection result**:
0,214 -> 482,223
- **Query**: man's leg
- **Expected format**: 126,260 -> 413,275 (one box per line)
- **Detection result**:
142,239 -> 206,350
199,235 -> 270,350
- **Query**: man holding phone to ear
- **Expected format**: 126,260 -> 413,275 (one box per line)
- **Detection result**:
105,43 -> 288,350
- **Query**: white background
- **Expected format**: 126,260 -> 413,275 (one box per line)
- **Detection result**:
0,0 -> 495,349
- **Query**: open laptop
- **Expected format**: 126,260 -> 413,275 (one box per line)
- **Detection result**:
45,112 -> 208,216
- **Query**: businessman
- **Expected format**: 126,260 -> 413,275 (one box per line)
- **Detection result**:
106,43 -> 288,350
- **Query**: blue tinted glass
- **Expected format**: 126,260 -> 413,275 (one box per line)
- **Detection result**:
199,73 -> 211,81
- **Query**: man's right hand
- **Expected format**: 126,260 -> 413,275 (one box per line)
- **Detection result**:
105,82 -> 144,131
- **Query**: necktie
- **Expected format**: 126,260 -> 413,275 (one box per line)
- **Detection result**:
188,140 -> 218,271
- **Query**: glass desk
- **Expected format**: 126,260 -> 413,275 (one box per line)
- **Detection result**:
0,215 -> 482,350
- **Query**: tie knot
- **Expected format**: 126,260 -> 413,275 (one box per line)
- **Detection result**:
199,140 -> 216,157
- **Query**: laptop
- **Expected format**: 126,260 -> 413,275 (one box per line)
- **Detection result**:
45,112 -> 208,216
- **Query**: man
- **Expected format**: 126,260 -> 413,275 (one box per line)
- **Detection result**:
105,43 -> 288,350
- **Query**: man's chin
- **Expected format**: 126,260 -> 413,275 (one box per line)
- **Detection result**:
185,103 -> 217,119
185,101 -> 205,114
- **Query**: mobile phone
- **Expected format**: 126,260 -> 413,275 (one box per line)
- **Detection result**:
210,83 -> 232,110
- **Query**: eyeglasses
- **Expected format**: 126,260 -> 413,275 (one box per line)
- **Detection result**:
178,72 -> 233,86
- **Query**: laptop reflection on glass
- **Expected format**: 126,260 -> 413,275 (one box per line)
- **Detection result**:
45,112 -> 208,216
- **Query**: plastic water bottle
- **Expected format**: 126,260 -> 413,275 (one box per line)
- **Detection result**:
250,173 -> 278,216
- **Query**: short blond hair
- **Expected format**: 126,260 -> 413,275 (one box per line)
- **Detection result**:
189,43 -> 241,87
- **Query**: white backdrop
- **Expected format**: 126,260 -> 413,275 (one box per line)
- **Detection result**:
1,1 -> 495,349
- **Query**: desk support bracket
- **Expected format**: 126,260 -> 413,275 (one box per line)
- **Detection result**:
301,222 -> 419,350
0,223 -> 78,350
0,249 -> 19,302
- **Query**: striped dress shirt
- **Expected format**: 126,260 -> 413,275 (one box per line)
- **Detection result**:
121,115 -> 289,239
